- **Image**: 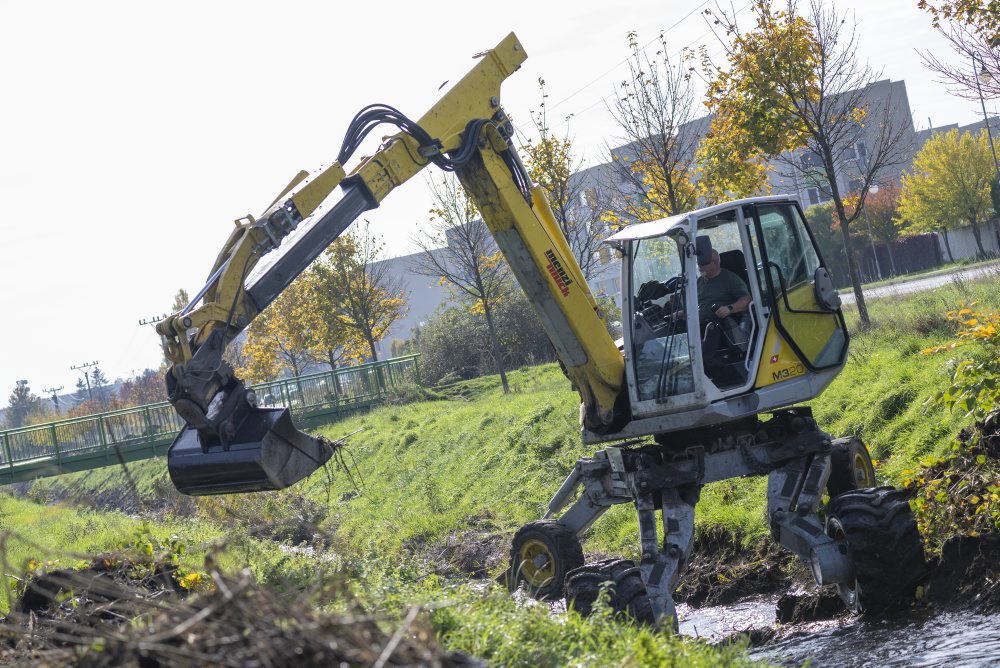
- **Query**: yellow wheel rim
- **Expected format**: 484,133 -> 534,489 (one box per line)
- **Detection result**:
853,451 -> 875,488
518,538 -> 556,587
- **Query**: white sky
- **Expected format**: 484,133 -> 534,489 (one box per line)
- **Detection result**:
0,0 -> 991,398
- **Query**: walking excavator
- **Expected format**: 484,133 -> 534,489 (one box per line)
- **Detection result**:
156,33 -> 925,626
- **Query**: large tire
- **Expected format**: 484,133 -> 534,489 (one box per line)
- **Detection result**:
565,559 -> 655,625
826,486 -> 926,613
508,520 -> 583,600
827,436 -> 876,498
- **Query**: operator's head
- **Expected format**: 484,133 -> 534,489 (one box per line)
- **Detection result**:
699,250 -> 721,278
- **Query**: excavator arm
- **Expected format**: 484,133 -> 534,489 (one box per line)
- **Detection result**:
157,33 -> 625,495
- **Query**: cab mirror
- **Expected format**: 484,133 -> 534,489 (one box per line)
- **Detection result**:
814,267 -> 841,311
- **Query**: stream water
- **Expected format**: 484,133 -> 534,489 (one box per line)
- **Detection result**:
677,597 -> 1000,667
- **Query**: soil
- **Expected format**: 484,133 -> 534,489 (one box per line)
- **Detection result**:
0,557 -> 479,667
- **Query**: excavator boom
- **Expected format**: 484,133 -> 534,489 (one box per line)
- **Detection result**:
157,33 -> 624,495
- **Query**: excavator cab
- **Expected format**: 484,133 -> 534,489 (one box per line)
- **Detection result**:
608,196 -> 849,437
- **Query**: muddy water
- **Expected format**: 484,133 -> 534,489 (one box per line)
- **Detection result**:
751,608 -> 1000,667
678,597 -> 1000,667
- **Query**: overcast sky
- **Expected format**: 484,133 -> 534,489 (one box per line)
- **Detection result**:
0,0 -> 991,400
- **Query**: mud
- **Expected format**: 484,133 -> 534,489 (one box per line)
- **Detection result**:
674,526 -> 804,608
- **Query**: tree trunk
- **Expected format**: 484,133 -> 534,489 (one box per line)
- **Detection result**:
885,242 -> 898,277
969,217 -> 986,258
833,193 -> 870,327
481,299 -> 510,394
367,335 -> 379,362
941,229 -> 955,263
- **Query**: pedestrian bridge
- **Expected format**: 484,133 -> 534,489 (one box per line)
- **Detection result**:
0,355 -> 420,486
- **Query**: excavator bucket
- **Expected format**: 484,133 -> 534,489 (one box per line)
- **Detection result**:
167,408 -> 332,496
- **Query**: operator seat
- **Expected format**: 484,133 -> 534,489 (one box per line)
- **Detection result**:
719,249 -> 750,293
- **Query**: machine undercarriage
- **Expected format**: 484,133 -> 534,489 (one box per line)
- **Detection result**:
509,409 -> 925,626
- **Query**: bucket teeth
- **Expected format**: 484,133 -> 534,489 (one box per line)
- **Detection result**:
167,408 -> 333,496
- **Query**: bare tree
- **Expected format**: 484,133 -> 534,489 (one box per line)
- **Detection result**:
921,21 -> 1000,101
523,79 -> 612,281
604,31 -> 700,225
411,174 -> 513,393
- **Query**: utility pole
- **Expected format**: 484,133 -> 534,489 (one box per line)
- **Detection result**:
70,361 -> 98,402
42,386 -> 64,415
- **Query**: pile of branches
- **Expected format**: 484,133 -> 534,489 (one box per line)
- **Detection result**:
0,557 -> 478,667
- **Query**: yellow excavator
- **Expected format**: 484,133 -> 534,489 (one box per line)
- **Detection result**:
156,33 -> 925,626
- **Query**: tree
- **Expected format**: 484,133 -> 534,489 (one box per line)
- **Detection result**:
315,221 -> 407,363
522,79 -> 610,280
412,174 -> 514,393
920,20 -> 1000,101
171,288 -> 190,313
707,0 -> 911,326
118,367 -> 168,407
238,271 -> 322,384
851,182 -> 903,275
90,366 -> 110,409
7,380 -> 42,428
899,128 -> 997,258
918,0 -> 1000,45
604,31 -> 699,228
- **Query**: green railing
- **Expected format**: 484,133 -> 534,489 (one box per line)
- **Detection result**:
0,355 -> 419,485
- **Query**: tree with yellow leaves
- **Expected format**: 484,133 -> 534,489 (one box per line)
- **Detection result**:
705,0 -> 911,326
899,129 -> 997,259
238,271 -> 322,384
315,222 -> 407,364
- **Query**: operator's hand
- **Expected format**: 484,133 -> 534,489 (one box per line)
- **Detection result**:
714,304 -> 734,319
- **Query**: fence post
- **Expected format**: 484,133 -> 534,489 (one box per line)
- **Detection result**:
413,355 -> 421,385
143,406 -> 154,436
98,415 -> 109,463
2,432 -> 13,473
50,424 -> 61,467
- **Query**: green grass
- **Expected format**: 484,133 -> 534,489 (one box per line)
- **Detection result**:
13,274 -> 1000,666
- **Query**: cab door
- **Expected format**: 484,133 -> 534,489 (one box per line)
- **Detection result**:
746,201 -> 849,388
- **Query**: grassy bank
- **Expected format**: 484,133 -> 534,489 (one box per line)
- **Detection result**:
11,274 -> 1000,665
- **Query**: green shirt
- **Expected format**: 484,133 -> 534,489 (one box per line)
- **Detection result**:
697,269 -> 749,321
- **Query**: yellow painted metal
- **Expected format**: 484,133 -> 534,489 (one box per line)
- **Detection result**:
457,139 -> 624,427
755,282 -> 841,388
518,538 -> 556,586
159,32 -> 626,428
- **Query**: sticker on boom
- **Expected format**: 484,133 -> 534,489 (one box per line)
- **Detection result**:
544,249 -> 573,297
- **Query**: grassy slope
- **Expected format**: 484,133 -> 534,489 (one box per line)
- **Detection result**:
11,274 -> 999,665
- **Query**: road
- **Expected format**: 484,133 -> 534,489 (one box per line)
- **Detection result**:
840,262 -> 1000,304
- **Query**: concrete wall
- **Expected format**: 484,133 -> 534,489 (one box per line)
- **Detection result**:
938,221 -> 1000,261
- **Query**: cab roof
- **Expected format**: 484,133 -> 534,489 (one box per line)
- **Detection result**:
604,194 -> 799,243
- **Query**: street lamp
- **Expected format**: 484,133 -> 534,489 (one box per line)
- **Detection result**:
973,53 -> 1000,177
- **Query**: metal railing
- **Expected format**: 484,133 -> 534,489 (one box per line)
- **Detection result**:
0,355 -> 419,483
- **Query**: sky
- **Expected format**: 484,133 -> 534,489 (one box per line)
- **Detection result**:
0,0 -> 992,400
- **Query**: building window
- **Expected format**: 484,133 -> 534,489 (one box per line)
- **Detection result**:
807,187 -> 832,206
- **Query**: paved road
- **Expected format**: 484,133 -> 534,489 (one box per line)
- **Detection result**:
840,262 -> 1000,304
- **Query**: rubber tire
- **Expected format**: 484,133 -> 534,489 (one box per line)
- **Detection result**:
827,436 -> 876,498
508,520 -> 584,600
826,486 -> 926,613
565,559 -> 655,625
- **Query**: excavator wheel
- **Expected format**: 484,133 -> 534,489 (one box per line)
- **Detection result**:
565,559 -> 655,625
507,520 -> 583,600
826,436 -> 876,498
826,486 -> 926,613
